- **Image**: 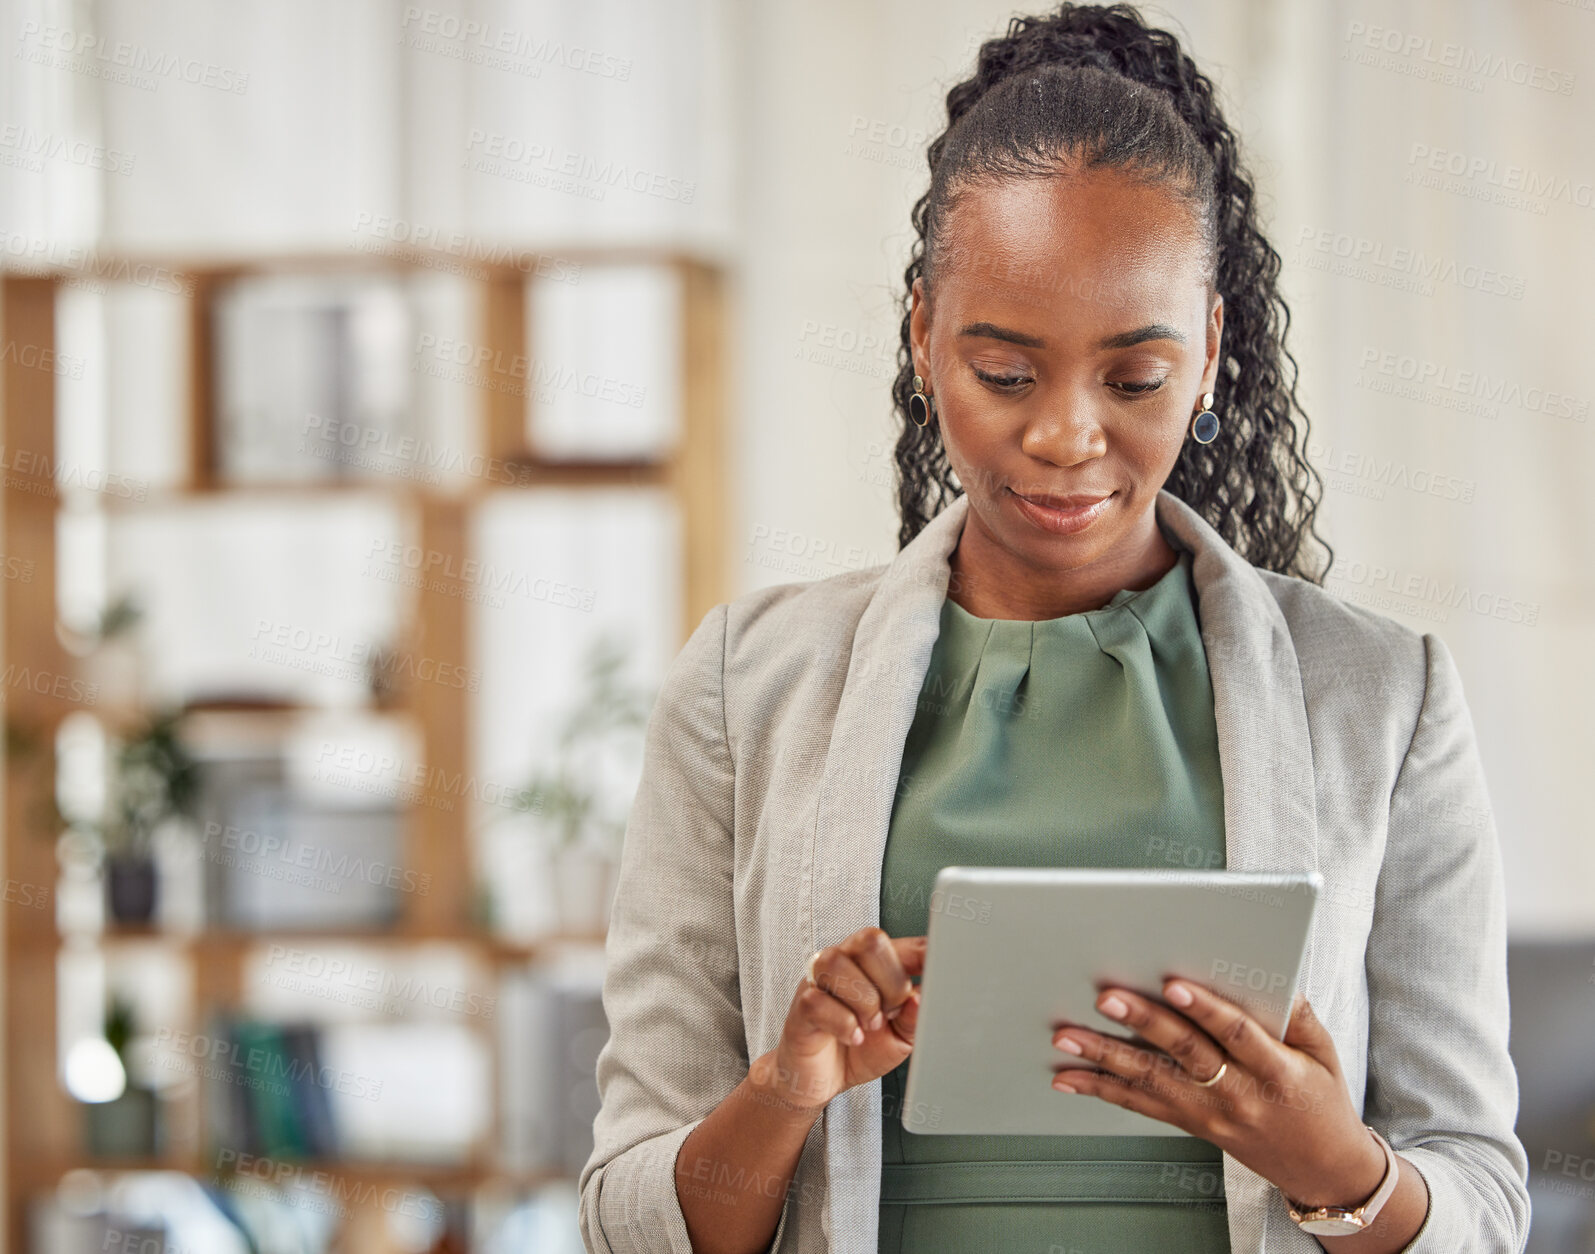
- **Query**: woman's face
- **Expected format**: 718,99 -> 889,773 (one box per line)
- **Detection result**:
909,168 -> 1222,586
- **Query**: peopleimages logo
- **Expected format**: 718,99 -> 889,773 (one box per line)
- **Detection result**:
0,125 -> 135,175
0,229 -> 194,295
300,411 -> 535,487
1295,226 -> 1526,299
462,130 -> 696,204
154,1027 -> 383,1099
1307,440 -> 1476,503
1407,144 -> 1595,210
15,20 -> 251,93
200,821 -> 432,896
412,334 -> 648,407
399,7 -> 633,81
248,618 -> 480,692
348,212 -> 582,283
1356,346 -> 1588,423
1326,560 -> 1540,627
213,1148 -> 446,1222
1342,22 -> 1576,95
0,447 -> 147,500
262,946 -> 496,1019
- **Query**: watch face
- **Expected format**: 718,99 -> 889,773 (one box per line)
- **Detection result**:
1299,1216 -> 1366,1236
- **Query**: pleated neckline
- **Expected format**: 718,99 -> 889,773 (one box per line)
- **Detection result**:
941,548 -> 1194,643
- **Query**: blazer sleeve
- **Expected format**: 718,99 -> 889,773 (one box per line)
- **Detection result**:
1362,631 -> 1530,1252
579,602 -> 793,1253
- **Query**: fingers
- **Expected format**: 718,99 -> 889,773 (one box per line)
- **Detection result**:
892,934 -> 929,981
792,979 -> 869,1049
888,982 -> 921,1044
842,930 -> 917,1022
1159,979 -> 1285,1081
803,929 -> 922,1044
1054,987 -> 1225,1087
809,950 -> 882,1032
1051,1061 -> 1182,1129
1281,992 -> 1338,1069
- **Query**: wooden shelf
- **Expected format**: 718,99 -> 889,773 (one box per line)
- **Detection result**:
0,241 -> 729,281
49,927 -> 606,963
87,459 -> 676,510
15,1152 -> 575,1193
1,249 -> 725,1249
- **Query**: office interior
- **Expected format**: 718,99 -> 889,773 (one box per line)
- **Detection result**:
0,2 -> 1591,1251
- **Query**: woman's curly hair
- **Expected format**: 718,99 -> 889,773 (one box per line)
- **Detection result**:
892,2 -> 1331,582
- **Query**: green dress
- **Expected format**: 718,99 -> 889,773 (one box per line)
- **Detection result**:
878,545 -> 1232,1253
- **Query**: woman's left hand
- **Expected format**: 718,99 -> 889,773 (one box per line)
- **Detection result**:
1051,981 -> 1388,1210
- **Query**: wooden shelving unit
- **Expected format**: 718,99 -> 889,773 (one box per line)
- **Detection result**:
0,244 -> 727,1251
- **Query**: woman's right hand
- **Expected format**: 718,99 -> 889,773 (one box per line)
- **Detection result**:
756,927 -> 925,1111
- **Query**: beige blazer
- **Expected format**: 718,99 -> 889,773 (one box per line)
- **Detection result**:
578,489 -> 1530,1253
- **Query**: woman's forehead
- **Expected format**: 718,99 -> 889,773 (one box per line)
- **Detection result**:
931,175 -> 1211,328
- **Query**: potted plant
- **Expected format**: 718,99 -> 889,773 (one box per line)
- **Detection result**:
57,592 -> 144,710
494,634 -> 654,936
91,709 -> 201,925
81,993 -> 161,1157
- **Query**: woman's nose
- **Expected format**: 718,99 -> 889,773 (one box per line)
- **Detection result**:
1019,399 -> 1108,467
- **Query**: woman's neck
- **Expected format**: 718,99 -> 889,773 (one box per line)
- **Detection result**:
945,506 -> 1181,620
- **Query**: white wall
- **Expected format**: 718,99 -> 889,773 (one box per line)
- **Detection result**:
2,0 -> 1588,935
729,0 -> 1595,936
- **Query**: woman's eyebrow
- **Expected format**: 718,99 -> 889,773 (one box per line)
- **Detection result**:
1098,323 -> 1188,349
957,321 -> 1047,348
956,321 -> 1188,350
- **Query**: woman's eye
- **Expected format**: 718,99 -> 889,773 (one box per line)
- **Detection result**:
1110,378 -> 1167,396
972,367 -> 1031,391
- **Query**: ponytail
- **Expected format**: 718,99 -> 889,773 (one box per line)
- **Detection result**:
892,2 -> 1331,583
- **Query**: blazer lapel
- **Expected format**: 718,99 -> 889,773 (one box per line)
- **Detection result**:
1153,491 -> 1323,1251
1153,490 -> 1321,881
808,496 -> 964,1250
809,489 -> 1322,1253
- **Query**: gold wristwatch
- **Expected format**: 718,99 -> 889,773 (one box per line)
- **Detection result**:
1284,1125 -> 1400,1236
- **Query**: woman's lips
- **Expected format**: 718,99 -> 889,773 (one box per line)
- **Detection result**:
1007,488 -> 1115,536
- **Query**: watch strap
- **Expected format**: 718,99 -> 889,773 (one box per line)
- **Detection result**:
1285,1125 -> 1400,1233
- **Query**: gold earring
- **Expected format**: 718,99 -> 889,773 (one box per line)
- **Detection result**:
909,374 -> 935,427
1190,391 -> 1219,444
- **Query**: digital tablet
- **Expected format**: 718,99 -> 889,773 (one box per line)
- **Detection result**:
900,866 -> 1321,1137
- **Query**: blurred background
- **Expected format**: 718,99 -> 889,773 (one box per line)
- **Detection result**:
0,1 -> 1590,1251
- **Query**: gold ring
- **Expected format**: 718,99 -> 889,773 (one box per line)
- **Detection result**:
805,949 -> 825,987
1190,1060 -> 1227,1088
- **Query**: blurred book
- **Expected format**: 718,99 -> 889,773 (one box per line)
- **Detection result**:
192,744 -> 405,931
203,1013 -> 337,1161
213,274 -> 414,485
316,1020 -> 489,1164
29,1212 -> 165,1254
526,263 -> 682,462
498,950 -> 606,1178
30,1173 -> 252,1254
203,1009 -> 489,1167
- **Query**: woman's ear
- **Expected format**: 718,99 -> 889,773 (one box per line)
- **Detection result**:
909,276 -> 931,382
1201,291 -> 1224,395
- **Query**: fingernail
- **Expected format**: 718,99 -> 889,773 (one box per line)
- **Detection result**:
868,1012 -> 884,1031
1099,995 -> 1128,1020
885,1005 -> 903,1020
1056,1036 -> 1084,1055
1165,983 -> 1194,1007
850,1026 -> 864,1045
1053,1078 -> 1077,1093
